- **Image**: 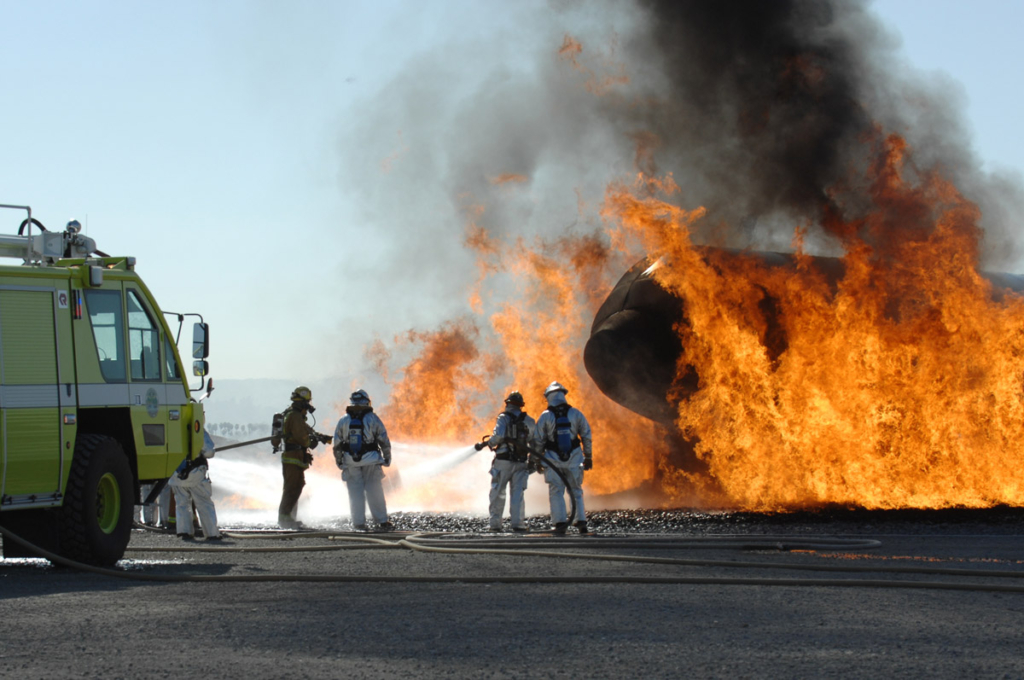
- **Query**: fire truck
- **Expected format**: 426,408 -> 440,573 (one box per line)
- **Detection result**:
0,204 -> 209,566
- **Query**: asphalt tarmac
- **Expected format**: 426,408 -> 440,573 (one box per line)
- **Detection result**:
2,510 -> 1024,679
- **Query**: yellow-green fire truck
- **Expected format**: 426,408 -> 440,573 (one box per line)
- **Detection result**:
0,204 -> 209,566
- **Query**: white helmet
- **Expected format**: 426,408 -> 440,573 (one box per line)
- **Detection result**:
544,381 -> 568,397
350,389 -> 371,406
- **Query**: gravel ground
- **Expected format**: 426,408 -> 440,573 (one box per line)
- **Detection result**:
3,508 -> 1024,679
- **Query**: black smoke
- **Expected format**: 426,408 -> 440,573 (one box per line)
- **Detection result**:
334,0 -> 1024,348
622,0 -> 1023,263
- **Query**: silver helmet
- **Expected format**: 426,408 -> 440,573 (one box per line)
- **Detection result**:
544,381 -> 568,397
350,389 -> 371,406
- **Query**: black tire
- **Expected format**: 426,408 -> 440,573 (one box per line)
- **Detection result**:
59,434 -> 134,566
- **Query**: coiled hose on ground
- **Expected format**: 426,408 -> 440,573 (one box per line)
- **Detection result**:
4,521 -> 1024,593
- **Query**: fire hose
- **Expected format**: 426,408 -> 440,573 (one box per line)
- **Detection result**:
216,436 -> 275,451
540,458 -> 579,530
6,522 -> 1024,592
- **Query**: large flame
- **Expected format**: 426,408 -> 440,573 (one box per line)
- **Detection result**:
361,32 -> 1024,514
373,132 -> 1024,511
374,220 -> 669,499
602,133 -> 1024,510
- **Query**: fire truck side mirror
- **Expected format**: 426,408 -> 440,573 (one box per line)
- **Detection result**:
192,322 -> 209,359
88,266 -> 104,287
192,360 -> 208,377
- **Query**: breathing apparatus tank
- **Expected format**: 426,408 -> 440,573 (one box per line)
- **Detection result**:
506,412 -> 530,462
548,404 -> 579,461
270,412 -> 285,452
348,413 -> 365,461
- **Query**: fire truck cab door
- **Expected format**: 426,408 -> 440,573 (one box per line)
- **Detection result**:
125,288 -> 176,480
0,285 -> 67,507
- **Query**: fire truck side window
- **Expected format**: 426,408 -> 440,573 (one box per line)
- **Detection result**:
127,290 -> 161,381
164,335 -> 180,380
84,289 -> 126,382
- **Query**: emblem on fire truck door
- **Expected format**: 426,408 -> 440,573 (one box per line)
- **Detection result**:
146,388 -> 159,418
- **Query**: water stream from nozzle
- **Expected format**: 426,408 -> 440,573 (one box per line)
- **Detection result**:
398,444 -> 481,480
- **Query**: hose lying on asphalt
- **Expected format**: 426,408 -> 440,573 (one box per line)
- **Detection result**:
5,522 -> 1024,592
397,533 -> 1024,580
126,531 -> 399,553
401,534 -> 885,551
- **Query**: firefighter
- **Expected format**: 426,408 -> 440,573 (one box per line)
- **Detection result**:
168,429 -> 222,541
480,391 -> 535,533
333,389 -> 394,532
274,386 -> 330,530
532,381 -> 593,535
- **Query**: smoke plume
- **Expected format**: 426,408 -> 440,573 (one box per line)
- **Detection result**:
338,1 -> 1023,312
334,0 -> 1024,399
626,0 -> 1024,265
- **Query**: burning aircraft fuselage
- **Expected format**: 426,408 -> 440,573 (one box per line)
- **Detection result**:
585,249 -> 1024,455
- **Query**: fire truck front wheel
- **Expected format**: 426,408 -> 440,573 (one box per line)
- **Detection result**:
59,434 -> 134,566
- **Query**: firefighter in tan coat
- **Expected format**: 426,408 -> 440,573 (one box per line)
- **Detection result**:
273,386 -> 331,529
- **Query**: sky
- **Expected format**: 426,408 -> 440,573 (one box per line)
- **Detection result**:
2,0 -> 1023,392
870,0 -> 1024,175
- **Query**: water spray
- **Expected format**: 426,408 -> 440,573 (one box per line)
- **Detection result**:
399,444 -> 482,481
204,431 -> 574,526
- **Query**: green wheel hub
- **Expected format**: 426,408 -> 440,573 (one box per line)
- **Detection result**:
95,472 -> 121,535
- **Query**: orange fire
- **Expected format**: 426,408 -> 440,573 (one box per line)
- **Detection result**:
602,133 -> 1024,510
367,27 -> 1024,512
373,129 -> 1024,511
374,220 -> 669,498
371,320 -> 496,442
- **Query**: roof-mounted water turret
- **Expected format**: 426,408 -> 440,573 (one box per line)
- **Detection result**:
0,204 -> 107,265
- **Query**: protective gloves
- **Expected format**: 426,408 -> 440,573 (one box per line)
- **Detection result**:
175,458 -> 191,481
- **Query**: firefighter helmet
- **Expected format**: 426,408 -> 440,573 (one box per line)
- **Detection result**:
350,389 -> 371,406
291,386 -> 312,402
544,381 -> 568,397
504,391 -> 525,407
